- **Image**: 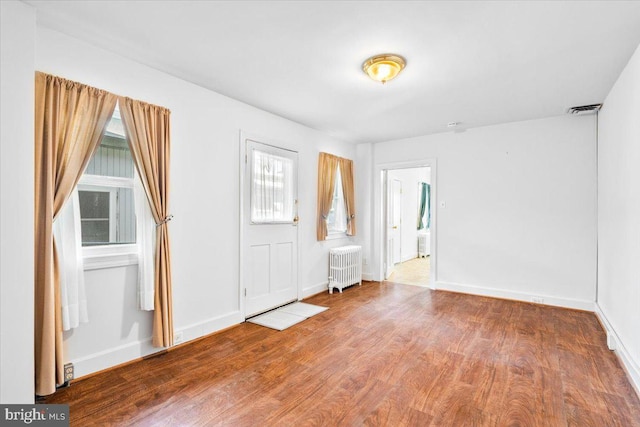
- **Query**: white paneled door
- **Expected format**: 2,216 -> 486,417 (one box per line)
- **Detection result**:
243,139 -> 299,317
385,177 -> 402,279
391,179 -> 402,264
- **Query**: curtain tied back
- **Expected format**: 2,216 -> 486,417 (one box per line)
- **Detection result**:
119,96 -> 174,348
34,72 -> 117,396
156,214 -> 174,227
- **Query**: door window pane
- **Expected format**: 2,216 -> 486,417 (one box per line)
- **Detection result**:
251,149 -> 294,223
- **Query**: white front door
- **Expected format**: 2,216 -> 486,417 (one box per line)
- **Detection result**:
243,139 -> 299,317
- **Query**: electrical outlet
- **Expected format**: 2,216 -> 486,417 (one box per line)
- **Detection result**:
64,363 -> 74,382
532,297 -> 544,304
174,331 -> 184,344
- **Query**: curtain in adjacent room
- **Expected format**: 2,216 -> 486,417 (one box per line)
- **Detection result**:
35,72 -> 117,396
425,183 -> 431,229
338,157 -> 356,236
52,189 -> 88,330
418,182 -> 427,230
417,182 -> 432,230
119,96 -> 174,347
316,152 -> 339,240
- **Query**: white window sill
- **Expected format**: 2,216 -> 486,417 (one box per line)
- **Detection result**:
83,244 -> 138,270
326,232 -> 348,240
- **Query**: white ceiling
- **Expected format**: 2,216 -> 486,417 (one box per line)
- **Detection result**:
26,1 -> 640,144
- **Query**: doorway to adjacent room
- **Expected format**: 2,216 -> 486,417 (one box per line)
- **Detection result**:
382,165 -> 434,288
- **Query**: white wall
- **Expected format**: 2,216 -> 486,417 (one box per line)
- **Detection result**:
355,143 -> 374,279
597,43 -> 640,392
0,0 -> 35,404
372,115 -> 597,310
387,168 -> 430,261
36,27 -> 358,377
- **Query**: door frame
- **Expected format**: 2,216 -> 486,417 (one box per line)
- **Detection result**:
239,130 -> 300,319
374,159 -> 437,288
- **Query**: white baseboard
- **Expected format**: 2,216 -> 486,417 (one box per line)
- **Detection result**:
302,281 -> 329,299
178,310 -> 244,344
70,311 -> 242,379
435,281 -> 594,311
594,304 -> 640,397
70,336 -> 157,380
401,252 -> 418,263
302,276 -> 373,299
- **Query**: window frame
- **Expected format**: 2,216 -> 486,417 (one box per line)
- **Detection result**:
78,174 -> 139,269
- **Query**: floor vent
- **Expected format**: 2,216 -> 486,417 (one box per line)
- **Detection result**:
566,104 -> 602,115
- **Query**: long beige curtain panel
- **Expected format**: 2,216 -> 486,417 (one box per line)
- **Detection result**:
119,96 -> 174,348
316,152 -> 356,240
34,72 -> 117,396
316,153 -> 339,240
339,158 -> 357,236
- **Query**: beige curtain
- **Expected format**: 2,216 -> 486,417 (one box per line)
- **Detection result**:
339,158 -> 356,236
316,152 -> 339,240
118,96 -> 174,348
34,72 -> 117,396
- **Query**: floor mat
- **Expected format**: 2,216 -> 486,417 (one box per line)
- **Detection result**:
248,302 -> 328,331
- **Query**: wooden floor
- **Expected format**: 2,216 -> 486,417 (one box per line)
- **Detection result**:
44,281 -> 640,426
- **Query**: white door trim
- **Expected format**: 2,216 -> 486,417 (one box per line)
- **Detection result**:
239,130 -> 300,319
374,159 -> 437,288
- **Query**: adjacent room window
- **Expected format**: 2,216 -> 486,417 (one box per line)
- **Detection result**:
78,107 -> 136,246
327,166 -> 347,234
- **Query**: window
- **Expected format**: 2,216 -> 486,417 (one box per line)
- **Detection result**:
78,188 -> 114,244
317,152 -> 355,241
250,146 -> 296,223
78,107 -> 136,247
327,166 -> 347,234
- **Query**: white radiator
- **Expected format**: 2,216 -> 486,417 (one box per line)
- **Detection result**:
328,245 -> 362,294
418,231 -> 430,257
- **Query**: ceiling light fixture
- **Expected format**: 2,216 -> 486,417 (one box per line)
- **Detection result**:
362,54 -> 406,84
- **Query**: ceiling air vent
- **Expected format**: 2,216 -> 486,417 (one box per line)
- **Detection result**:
566,104 -> 602,115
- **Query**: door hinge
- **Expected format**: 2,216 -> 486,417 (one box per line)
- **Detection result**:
244,288 -> 247,297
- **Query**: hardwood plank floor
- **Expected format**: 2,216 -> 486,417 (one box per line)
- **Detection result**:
43,281 -> 640,426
